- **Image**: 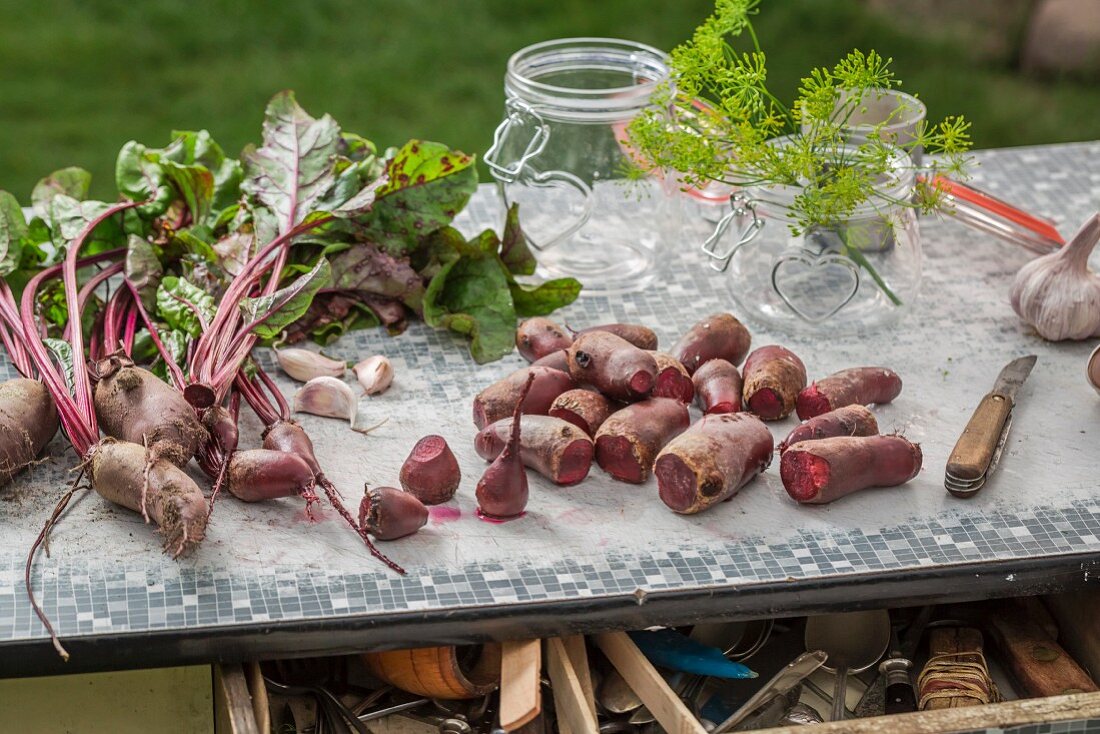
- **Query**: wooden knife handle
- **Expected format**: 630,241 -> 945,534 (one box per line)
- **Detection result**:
946,392 -> 1012,481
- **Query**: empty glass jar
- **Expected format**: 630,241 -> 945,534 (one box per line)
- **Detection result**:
485,38 -> 680,296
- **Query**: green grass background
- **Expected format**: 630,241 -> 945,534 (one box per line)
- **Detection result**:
1,0 -> 1097,200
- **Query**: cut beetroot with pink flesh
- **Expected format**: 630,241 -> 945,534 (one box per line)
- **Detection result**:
654,455 -> 696,512
796,384 -> 831,419
595,436 -> 643,483
707,401 -> 738,414
780,451 -> 830,502
549,407 -> 590,435
630,371 -> 654,395
748,388 -> 782,420
557,440 -> 595,485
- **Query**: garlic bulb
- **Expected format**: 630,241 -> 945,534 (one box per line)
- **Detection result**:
275,348 -> 347,382
293,376 -> 357,423
353,355 -> 394,396
1010,213 -> 1100,341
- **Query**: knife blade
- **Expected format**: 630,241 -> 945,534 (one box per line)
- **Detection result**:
945,355 -> 1036,497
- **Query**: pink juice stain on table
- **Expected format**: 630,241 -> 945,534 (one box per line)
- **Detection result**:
476,508 -> 525,524
429,505 -> 461,523
294,505 -> 331,524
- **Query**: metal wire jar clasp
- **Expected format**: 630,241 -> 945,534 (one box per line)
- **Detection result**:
702,192 -> 764,272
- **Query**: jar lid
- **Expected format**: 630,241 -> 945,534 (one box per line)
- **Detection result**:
928,174 -> 1064,254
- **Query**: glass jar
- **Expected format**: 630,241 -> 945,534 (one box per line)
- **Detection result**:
702,144 -> 921,335
484,38 -> 680,296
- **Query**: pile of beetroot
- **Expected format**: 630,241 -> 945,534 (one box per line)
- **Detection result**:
439,311 -> 922,521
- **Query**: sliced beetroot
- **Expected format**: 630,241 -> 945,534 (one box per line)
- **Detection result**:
778,404 -> 878,453
741,345 -> 807,421
474,415 -> 594,486
654,413 -> 773,514
399,435 -> 461,505
670,313 -> 752,374
796,367 -> 903,420
650,352 -> 694,403
359,485 -> 429,540
780,435 -> 922,504
472,365 -> 575,430
567,331 -> 657,402
594,398 -> 691,484
549,389 -> 614,437
516,317 -> 573,362
692,359 -> 743,414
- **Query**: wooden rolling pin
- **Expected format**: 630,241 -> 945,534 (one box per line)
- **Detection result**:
986,599 -> 1098,698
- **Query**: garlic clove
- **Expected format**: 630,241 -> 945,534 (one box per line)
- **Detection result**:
1010,213 -> 1100,342
276,347 -> 347,382
353,355 -> 394,396
293,376 -> 357,423
1089,343 -> 1100,396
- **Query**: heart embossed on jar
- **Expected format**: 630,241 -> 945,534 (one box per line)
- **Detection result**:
771,252 -> 861,323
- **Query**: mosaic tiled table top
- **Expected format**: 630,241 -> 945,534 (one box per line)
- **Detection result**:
1,142 -> 1098,666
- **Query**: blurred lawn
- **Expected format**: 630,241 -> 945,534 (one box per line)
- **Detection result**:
1,0 -> 1097,200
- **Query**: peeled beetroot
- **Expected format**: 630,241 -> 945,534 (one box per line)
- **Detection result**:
516,317 -> 573,362
650,352 -> 694,403
476,375 -> 533,519
742,346 -> 807,421
549,389 -> 613,437
594,398 -> 690,483
359,485 -> 429,540
796,367 -> 903,420
671,313 -> 752,374
780,435 -> 922,504
567,331 -> 657,402
779,404 -> 878,453
692,359 -> 742,414
475,415 -> 594,485
472,365 -> 575,430
654,413 -> 773,514
399,435 -> 461,504
573,323 -> 659,351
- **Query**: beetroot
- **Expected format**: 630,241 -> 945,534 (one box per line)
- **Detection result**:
741,346 -> 807,421
516,317 -> 573,362
549,389 -> 613,437
399,435 -> 461,505
654,413 -> 773,514
692,359 -> 742,414
779,404 -> 878,453
92,356 -> 207,467
650,352 -> 694,403
226,449 -> 317,503
780,435 -> 922,504
573,323 -> 658,351
796,367 -> 903,420
359,486 -> 429,540
670,313 -> 752,374
594,398 -> 690,483
475,415 -> 594,486
472,365 -> 576,430
532,349 -> 570,373
476,375 -> 533,519
0,378 -> 59,487
567,331 -> 657,402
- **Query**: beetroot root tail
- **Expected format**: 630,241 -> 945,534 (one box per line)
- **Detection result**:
318,477 -> 405,575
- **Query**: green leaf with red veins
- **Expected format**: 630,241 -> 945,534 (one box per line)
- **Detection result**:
499,203 -> 536,276
241,91 -> 340,235
239,257 -> 332,340
31,167 -> 92,221
124,235 -> 163,311
161,160 -> 215,225
0,191 -> 27,276
47,195 -> 125,254
355,140 -> 478,254
509,278 -> 582,317
42,338 -> 75,396
166,129 -> 243,213
423,254 -> 516,364
115,141 -> 175,218
328,244 -> 425,312
156,275 -> 216,339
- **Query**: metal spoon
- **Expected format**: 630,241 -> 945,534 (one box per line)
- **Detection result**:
599,669 -> 643,715
804,610 -> 891,722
